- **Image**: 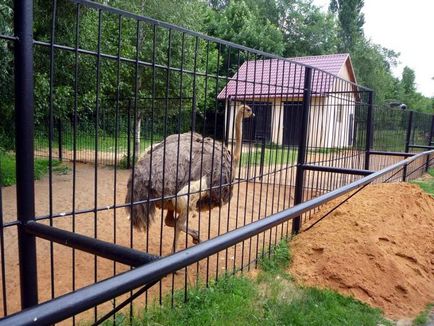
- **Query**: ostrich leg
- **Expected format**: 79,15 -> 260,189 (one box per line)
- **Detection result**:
172,209 -> 201,253
173,208 -> 200,252
172,181 -> 205,252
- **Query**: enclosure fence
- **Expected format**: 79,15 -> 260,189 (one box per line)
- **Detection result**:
0,0 -> 433,325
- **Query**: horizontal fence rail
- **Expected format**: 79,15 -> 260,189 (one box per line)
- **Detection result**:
1,0 -> 434,324
1,150 -> 433,326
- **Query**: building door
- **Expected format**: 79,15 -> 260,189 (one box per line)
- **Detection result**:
283,101 -> 303,146
242,102 -> 272,142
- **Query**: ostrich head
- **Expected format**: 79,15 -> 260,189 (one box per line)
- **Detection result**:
238,104 -> 255,119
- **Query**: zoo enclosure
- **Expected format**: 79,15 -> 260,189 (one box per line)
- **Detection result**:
0,0 -> 434,325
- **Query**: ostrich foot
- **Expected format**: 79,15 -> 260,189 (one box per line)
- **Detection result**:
189,229 -> 201,244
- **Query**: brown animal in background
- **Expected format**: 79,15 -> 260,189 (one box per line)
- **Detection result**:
125,105 -> 254,252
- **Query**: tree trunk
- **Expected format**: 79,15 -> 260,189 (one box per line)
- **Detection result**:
134,112 -> 142,160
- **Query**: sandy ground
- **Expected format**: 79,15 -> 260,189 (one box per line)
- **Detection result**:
290,182 -> 434,320
0,162 -> 294,323
1,150 -> 431,323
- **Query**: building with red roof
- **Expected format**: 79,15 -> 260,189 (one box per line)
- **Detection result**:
219,53 -> 360,148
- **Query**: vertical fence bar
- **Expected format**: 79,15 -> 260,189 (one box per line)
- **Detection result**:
259,137 -> 266,181
58,118 -> 63,162
403,110 -> 414,181
291,66 -> 312,235
127,99 -> 131,169
364,91 -> 374,170
14,0 -> 38,309
426,115 -> 434,171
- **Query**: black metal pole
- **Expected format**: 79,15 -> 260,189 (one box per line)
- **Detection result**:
259,137 -> 265,180
369,150 -> 414,157
403,111 -> 413,181
14,0 -> 38,309
426,115 -> 434,171
3,150 -> 434,326
127,98 -> 131,169
58,118 -> 63,162
292,66 -> 312,235
25,222 -> 159,267
303,164 -> 374,176
364,91 -> 374,170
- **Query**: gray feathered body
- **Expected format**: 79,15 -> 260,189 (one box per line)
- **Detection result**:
125,132 -> 234,230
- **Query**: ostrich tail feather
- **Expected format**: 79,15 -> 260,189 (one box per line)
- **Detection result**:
125,180 -> 156,232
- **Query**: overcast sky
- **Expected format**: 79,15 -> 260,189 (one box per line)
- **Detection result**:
312,0 -> 434,97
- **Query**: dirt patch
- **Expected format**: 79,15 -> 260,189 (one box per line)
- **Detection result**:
290,182 -> 434,319
0,162 -> 294,322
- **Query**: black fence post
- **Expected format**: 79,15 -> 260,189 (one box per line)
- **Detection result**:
426,115 -> 434,171
403,110 -> 414,181
14,0 -> 39,309
364,91 -> 374,170
259,137 -> 266,181
127,99 -> 131,169
292,66 -> 312,235
58,118 -> 63,162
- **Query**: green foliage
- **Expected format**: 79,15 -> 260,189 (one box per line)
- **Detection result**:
2,0 -> 433,152
258,239 -> 292,274
0,151 -> 68,187
402,66 -> 416,95
0,1 -> 14,150
412,303 -> 434,326
350,39 -> 399,105
205,0 -> 285,55
282,1 -> 338,56
394,66 -> 434,113
329,0 -> 365,52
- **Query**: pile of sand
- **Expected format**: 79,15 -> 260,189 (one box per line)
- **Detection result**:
290,182 -> 434,319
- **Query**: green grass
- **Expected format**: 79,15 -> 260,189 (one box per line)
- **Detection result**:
241,147 -> 297,166
413,304 -> 434,326
102,240 -> 390,326
411,168 -> 434,196
264,287 -> 389,326
36,134 -> 298,167
0,151 -> 68,186
373,130 -> 406,152
308,147 -> 340,154
258,239 -> 292,274
35,132 -> 158,153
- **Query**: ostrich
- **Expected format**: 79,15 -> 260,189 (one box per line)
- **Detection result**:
125,104 -> 254,251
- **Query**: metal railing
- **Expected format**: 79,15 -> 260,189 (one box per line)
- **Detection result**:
0,0 -> 433,324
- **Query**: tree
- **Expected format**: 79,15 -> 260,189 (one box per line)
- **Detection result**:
205,0 -> 285,56
0,1 -> 15,149
350,40 -> 398,104
280,0 -> 338,56
401,66 -> 416,95
329,0 -> 365,52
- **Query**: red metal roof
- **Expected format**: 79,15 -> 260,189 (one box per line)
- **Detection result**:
217,53 -> 353,100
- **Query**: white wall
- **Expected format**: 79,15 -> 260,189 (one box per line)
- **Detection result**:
225,85 -> 356,149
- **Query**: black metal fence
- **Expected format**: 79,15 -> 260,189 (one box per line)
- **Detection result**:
0,0 -> 433,325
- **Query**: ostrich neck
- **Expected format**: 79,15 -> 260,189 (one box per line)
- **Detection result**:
233,110 -> 244,165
